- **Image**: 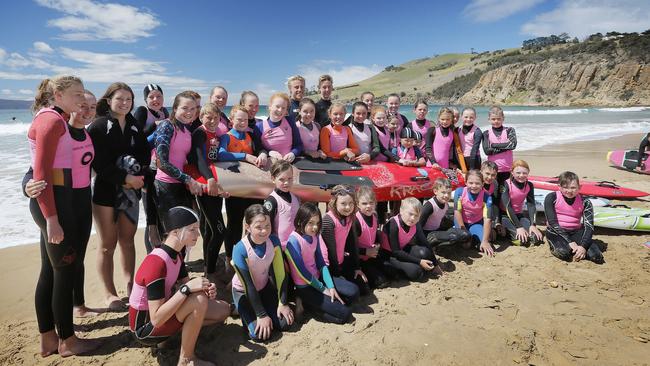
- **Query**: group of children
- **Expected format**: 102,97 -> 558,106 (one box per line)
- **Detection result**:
24,74 -> 605,366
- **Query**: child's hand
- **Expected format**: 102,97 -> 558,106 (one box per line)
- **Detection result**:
529,226 -> 543,241
430,163 -> 441,169
398,158 -> 407,166
283,152 -> 296,162
269,151 -> 283,160
318,150 -> 327,159
355,153 -> 371,164
344,150 -> 356,161
206,178 -> 220,196
323,288 -> 345,304
366,245 -> 379,258
245,154 -> 258,165
515,227 -> 528,243
277,304 -> 294,326
255,316 -> 273,340
308,151 -> 322,159
354,269 -> 368,283
569,242 -> 586,261
25,179 -> 47,198
479,241 -> 495,257
205,282 -> 217,299
256,153 -> 268,168
420,259 -> 434,270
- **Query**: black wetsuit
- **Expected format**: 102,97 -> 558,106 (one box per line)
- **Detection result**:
380,218 -> 437,281
419,197 -> 471,247
460,124 -> 483,170
638,133 -> 650,167
87,114 -> 150,209
321,214 -> 368,294
314,98 -> 332,126
543,192 -> 603,263
288,99 -> 301,123
424,125 -> 458,167
353,213 -> 389,291
190,127 -> 225,274
500,180 -> 539,244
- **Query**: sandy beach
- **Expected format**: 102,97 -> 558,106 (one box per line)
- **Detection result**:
1,133 -> 649,366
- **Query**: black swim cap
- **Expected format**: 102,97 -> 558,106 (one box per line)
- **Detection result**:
165,206 -> 199,233
400,127 -> 415,139
144,84 -> 163,99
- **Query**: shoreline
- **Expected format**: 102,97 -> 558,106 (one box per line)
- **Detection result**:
1,132 -> 649,365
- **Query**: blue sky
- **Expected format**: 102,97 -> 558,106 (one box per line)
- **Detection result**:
1,0 -> 649,105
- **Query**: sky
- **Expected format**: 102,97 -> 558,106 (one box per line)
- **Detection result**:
0,0 -> 649,106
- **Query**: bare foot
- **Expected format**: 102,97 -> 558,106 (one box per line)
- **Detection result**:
58,335 -> 101,357
74,305 -> 102,318
178,356 -> 216,366
40,330 -> 58,357
106,296 -> 127,311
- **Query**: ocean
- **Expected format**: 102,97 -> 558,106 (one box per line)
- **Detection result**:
1,105 -> 649,249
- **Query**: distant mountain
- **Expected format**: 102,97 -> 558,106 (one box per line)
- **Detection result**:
0,99 -> 32,109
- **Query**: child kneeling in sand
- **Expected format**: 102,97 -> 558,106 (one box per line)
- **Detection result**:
420,178 -> 471,247
543,171 -> 604,263
129,207 -> 230,366
380,197 -> 443,281
231,204 -> 294,341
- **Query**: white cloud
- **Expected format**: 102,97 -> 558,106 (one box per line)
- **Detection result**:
0,48 -> 6,61
2,52 -> 52,69
19,89 -> 34,95
1,89 -> 11,95
0,71 -> 49,80
464,0 -> 546,22
33,41 -> 54,54
36,0 -> 161,43
522,0 -> 650,38
297,61 -> 383,90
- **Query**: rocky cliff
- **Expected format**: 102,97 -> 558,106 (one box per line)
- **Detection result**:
458,58 -> 649,106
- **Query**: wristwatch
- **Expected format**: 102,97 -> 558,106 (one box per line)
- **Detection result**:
179,284 -> 191,296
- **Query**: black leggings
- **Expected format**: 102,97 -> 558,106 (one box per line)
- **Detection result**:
197,195 -> 225,273
382,245 -> 433,281
359,257 -> 389,291
154,180 -> 192,233
546,228 -> 603,263
425,217 -> 471,247
495,172 -> 510,223
31,186 -> 81,339
224,197 -> 262,258
72,187 -> 92,307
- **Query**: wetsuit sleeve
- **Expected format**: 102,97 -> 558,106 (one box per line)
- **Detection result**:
232,242 -> 268,318
21,167 -> 34,198
369,127 -> 381,159
269,237 -> 288,305
490,127 -> 517,150
131,118 -> 151,171
315,240 -> 335,289
319,127 -> 337,159
638,133 -> 650,167
288,120 -> 303,156
414,224 -> 438,264
419,201 -> 435,228
29,114 -> 66,219
501,183 -> 522,228
544,192 -> 572,243
425,127 -> 435,163
526,182 -> 536,224
453,188 -> 463,212
414,146 -> 424,159
352,218 -> 367,256
251,130 -> 266,156
579,199 -> 594,249
345,126 -> 360,155
133,106 -> 148,132
321,215 -> 342,276
217,134 -> 244,161
155,121 -> 190,184
386,219 -> 421,264
191,129 -> 214,179
484,195 -> 493,219
379,135 -> 400,162
263,196 -> 278,231
469,127 -> 483,169
345,223 -> 361,270
481,130 -> 495,155
285,236 -> 327,292
136,255 -> 166,301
